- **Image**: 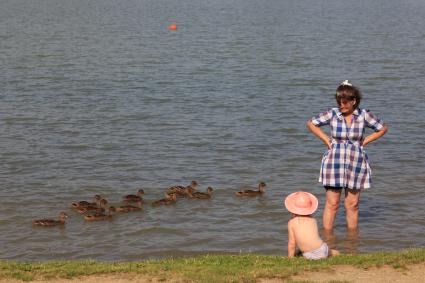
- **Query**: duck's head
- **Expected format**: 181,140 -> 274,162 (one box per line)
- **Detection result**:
93,194 -> 103,204
137,189 -> 145,196
259,182 -> 267,190
190,181 -> 198,188
93,194 -> 102,200
99,198 -> 108,208
207,187 -> 214,193
59,212 -> 68,220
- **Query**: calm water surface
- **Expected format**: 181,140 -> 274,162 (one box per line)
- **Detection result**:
1,0 -> 425,261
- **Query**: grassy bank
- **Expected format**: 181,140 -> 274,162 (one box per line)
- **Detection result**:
1,248 -> 424,282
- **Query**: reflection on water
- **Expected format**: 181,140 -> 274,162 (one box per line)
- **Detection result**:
322,229 -> 338,251
322,228 -> 360,254
344,229 -> 360,254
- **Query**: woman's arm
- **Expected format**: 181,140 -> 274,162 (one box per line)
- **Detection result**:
307,121 -> 331,149
363,125 -> 388,147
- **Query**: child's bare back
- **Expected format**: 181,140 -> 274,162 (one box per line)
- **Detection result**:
288,215 -> 323,253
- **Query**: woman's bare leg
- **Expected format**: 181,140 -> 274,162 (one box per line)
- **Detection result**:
344,188 -> 361,230
323,188 -> 342,231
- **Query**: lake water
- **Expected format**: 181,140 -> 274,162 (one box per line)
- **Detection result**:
1,0 -> 425,261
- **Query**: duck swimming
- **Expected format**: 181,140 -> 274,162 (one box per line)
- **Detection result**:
189,187 -> 214,199
71,194 -> 102,209
235,182 -> 267,197
110,201 -> 142,213
151,193 -> 177,207
33,212 -> 68,226
167,186 -> 191,198
167,181 -> 198,197
75,198 -> 108,214
84,207 -> 113,221
123,189 -> 145,203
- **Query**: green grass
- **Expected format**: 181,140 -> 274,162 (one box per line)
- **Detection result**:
0,248 -> 424,282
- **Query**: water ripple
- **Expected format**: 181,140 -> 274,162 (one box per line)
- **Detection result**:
1,0 -> 425,261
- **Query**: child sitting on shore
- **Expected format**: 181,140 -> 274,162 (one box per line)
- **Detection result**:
284,191 -> 339,260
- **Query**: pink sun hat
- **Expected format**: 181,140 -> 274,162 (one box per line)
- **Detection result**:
284,191 -> 319,215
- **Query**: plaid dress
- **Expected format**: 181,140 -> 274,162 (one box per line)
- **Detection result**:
310,108 -> 385,190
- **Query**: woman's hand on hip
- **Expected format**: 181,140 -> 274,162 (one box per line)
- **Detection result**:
326,140 -> 332,150
307,121 -> 332,149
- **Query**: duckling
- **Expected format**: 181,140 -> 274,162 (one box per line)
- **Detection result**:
110,201 -> 142,213
151,193 -> 177,207
235,182 -> 267,197
123,189 -> 145,203
167,181 -> 198,197
33,212 -> 68,226
189,187 -> 214,199
75,198 -> 108,214
71,194 -> 102,209
84,207 -> 113,221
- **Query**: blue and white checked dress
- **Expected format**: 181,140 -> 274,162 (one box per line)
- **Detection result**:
310,108 -> 385,190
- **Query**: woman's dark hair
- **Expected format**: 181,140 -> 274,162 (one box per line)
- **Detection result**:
335,84 -> 362,109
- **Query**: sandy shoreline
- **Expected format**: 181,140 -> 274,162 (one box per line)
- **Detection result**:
2,262 -> 424,283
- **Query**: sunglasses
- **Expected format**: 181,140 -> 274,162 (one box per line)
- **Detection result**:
336,95 -> 355,103
336,97 -> 356,105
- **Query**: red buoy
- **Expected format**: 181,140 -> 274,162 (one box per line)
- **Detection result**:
168,23 -> 177,30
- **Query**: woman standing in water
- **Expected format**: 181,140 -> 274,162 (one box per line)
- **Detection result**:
307,80 -> 388,231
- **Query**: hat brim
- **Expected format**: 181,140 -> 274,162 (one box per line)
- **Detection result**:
284,192 -> 318,215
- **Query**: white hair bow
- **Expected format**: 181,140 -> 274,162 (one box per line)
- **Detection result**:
340,80 -> 352,86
